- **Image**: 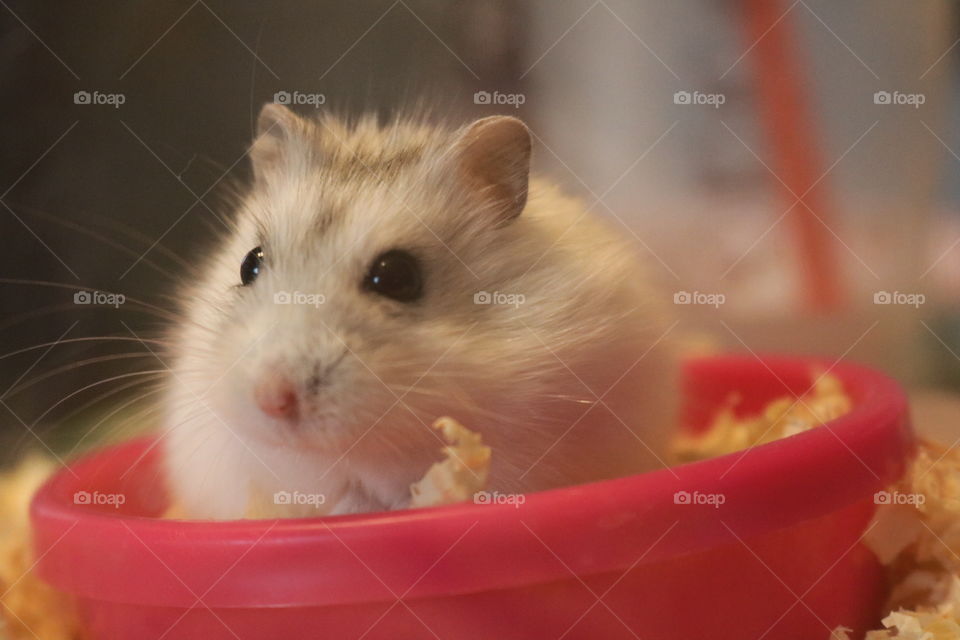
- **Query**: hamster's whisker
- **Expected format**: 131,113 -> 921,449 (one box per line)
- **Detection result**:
8,375 -> 165,455
27,370 -> 168,429
0,278 -> 181,323
4,353 -> 161,398
151,313 -> 221,340
43,376 -> 165,432
0,303 -> 186,334
0,336 -> 168,361
154,406 -> 229,480
385,384 -> 509,424
69,387 -> 168,455
12,201 -> 193,271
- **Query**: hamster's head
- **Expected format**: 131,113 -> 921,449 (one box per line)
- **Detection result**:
171,104 -> 553,463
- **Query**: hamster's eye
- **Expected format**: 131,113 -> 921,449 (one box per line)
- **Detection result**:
364,250 -> 423,303
240,246 -> 264,286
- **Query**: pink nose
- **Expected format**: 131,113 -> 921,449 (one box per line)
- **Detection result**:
254,375 -> 298,420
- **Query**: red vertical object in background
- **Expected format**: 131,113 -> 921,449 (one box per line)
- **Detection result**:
741,0 -> 844,311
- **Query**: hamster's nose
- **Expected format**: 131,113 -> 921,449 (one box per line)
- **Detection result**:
253,374 -> 299,420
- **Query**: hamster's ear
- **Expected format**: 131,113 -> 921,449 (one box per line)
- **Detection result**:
250,103 -> 302,180
454,116 -> 531,224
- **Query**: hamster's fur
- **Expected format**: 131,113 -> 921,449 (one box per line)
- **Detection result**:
162,105 -> 677,518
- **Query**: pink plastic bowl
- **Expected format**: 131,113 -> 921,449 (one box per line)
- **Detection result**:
31,355 -> 912,640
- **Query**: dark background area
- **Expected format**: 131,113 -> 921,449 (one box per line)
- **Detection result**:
0,0 -> 527,461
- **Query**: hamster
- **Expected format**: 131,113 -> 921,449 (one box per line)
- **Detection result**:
162,104 -> 678,519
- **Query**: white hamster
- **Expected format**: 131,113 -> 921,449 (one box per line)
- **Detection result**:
162,104 -> 678,518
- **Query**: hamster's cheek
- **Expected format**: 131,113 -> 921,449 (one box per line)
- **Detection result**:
203,382 -> 251,433
310,360 -> 389,421
179,316 -> 263,426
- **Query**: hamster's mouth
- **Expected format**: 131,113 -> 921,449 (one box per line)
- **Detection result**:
241,413 -> 362,454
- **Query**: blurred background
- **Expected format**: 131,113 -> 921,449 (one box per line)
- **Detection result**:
0,0 -> 958,462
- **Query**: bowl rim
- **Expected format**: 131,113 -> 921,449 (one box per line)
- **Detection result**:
30,354 -> 913,608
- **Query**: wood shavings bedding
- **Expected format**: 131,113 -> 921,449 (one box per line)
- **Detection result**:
409,416 -> 491,508
674,373 -> 960,640
673,373 -> 852,462
0,455 -> 77,640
